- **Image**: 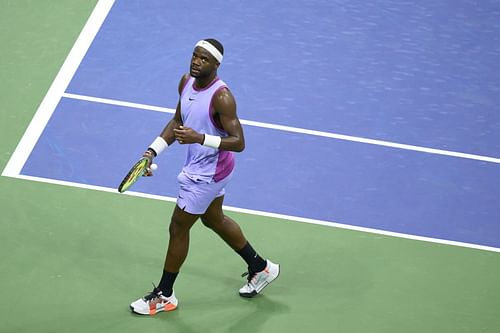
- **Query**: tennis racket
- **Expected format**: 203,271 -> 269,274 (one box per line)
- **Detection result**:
117,157 -> 150,193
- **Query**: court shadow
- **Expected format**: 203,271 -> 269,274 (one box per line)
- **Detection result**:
160,295 -> 290,333
138,264 -> 290,332
225,295 -> 291,332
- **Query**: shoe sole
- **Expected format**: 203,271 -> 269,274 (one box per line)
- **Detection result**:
129,303 -> 177,315
239,263 -> 280,298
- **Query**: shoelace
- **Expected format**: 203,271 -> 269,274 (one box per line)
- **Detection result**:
143,284 -> 162,301
241,271 -> 257,283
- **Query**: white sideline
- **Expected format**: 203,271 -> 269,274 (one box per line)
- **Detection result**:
1,0 -> 116,177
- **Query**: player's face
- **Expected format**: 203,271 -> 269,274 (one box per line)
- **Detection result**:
190,47 -> 219,78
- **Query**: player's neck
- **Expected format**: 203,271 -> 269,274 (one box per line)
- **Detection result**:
194,72 -> 217,89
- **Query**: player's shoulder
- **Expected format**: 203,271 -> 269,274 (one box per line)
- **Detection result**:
180,73 -> 190,82
214,85 -> 233,99
212,85 -> 236,112
178,73 -> 191,94
214,79 -> 233,98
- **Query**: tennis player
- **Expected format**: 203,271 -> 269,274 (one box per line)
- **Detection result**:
130,39 -> 280,315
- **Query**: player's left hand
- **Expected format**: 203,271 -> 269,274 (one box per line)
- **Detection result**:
173,126 -> 204,145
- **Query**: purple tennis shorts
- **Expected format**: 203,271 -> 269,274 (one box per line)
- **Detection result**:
176,171 -> 233,214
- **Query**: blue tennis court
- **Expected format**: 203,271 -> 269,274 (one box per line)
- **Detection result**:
11,0 -> 500,250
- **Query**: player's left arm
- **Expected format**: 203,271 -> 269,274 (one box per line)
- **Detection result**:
212,87 -> 245,152
173,87 -> 245,152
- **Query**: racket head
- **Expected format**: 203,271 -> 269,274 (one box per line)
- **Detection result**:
117,157 -> 149,193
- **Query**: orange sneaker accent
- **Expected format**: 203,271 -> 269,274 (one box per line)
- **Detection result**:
165,303 -> 177,311
149,308 -> 157,315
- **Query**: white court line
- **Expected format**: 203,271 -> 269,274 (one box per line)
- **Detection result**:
1,0 -> 116,178
61,92 -> 500,165
10,173 -> 500,254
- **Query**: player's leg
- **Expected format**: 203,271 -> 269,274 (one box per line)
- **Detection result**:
200,195 -> 247,250
201,196 -> 280,297
130,205 -> 199,315
163,204 -> 200,272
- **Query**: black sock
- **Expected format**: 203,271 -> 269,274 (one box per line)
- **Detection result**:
236,242 -> 267,273
158,270 -> 178,297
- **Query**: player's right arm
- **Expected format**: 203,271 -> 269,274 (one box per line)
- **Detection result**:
142,74 -> 188,175
158,74 -> 189,145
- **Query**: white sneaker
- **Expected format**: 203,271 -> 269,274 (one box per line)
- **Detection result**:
130,286 -> 178,315
239,260 -> 280,298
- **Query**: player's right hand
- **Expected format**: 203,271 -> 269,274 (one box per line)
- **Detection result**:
142,150 -> 155,177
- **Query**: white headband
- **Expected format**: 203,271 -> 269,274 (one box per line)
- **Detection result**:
195,40 -> 223,63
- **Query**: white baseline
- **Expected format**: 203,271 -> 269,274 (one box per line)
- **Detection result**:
12,173 -> 500,254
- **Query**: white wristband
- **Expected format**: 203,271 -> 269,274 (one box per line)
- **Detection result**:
149,136 -> 168,155
203,134 -> 221,149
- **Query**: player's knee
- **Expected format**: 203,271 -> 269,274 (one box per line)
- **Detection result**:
202,216 -> 226,232
200,216 -> 216,230
169,218 -> 189,238
200,217 -> 210,228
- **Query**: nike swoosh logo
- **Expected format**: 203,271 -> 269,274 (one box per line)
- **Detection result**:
189,97 -> 195,101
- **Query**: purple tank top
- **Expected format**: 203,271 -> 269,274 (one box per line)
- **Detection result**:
179,76 -> 235,182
